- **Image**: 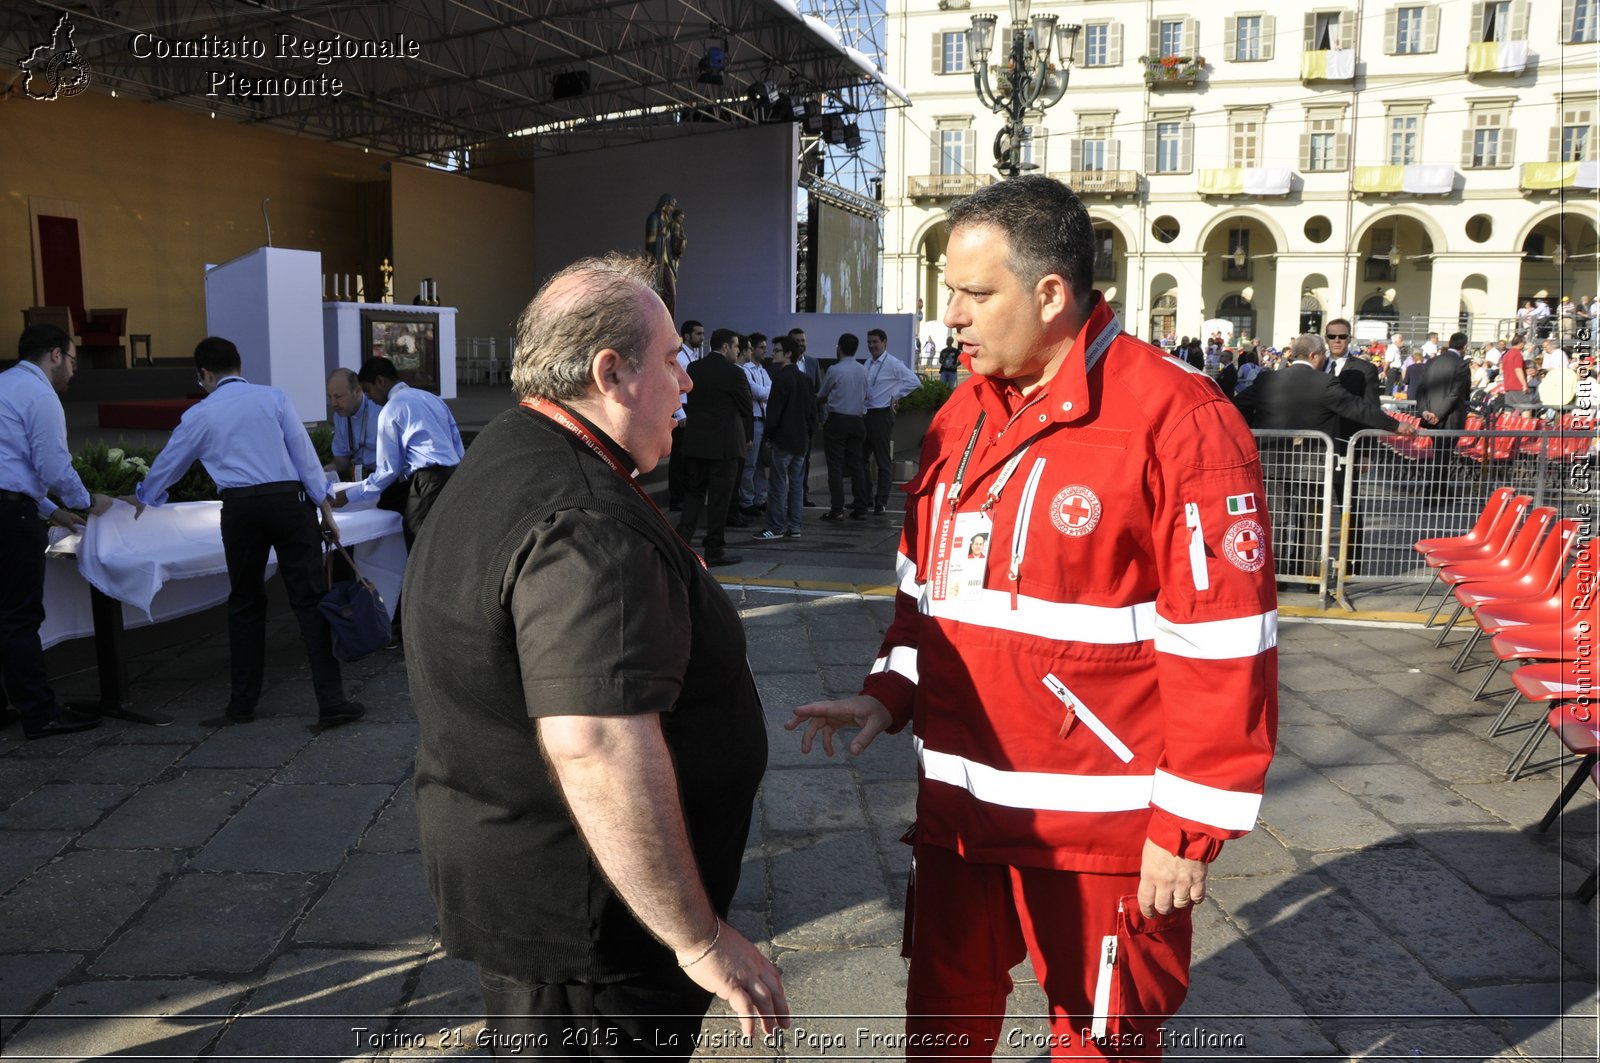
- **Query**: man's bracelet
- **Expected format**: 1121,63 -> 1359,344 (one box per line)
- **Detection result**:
677,917 -> 721,969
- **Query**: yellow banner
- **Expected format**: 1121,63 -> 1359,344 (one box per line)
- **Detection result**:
1197,168 -> 1245,195
1520,162 -> 1577,190
1466,41 -> 1500,73
1300,50 -> 1329,79
1353,166 -> 1403,193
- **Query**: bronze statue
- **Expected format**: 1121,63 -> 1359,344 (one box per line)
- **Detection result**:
645,193 -> 676,315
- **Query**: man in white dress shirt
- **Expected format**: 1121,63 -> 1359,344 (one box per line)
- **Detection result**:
861,328 -> 923,514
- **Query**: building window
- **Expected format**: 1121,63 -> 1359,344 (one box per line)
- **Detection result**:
1093,228 -> 1116,281
1081,138 -> 1107,170
1464,105 -> 1513,168
1151,293 -> 1178,343
1313,11 -> 1342,49
1231,116 -> 1263,167
1575,0 -> 1599,43
1224,229 -> 1251,281
1388,114 -> 1420,164
1235,15 -> 1263,60
1561,111 -> 1593,161
1159,19 -> 1184,57
1483,0 -> 1511,42
1396,6 -> 1423,51
1472,126 -> 1502,167
1366,228 -> 1397,281
1085,23 -> 1109,65
1217,293 -> 1256,339
939,128 -> 967,173
1017,123 -> 1046,172
1156,121 -> 1182,172
940,31 -> 967,74
1302,108 -> 1348,170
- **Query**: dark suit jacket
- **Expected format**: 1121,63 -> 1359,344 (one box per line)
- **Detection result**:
765,363 -> 818,454
1335,354 -> 1385,442
1234,362 -> 1401,440
796,356 -> 822,392
679,352 -> 753,460
1415,350 -> 1473,430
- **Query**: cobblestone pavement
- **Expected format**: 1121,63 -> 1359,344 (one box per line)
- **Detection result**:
1,504 -> 1595,1061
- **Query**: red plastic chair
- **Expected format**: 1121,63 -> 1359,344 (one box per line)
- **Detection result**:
1466,544 -> 1596,702
1419,496 -> 1534,624
1435,513 -> 1574,657
1456,414 -> 1487,461
1414,486 -> 1514,557
1482,602 -> 1599,734
1505,661 -> 1600,780
1528,706 -> 1600,862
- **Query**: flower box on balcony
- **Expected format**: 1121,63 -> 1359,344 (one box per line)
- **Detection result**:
1139,55 -> 1206,85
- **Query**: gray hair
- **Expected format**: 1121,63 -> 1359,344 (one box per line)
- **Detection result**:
511,254 -> 659,402
1289,333 -> 1327,362
326,368 -> 359,390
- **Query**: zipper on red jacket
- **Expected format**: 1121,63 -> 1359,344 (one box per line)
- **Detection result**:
1010,458 -> 1047,610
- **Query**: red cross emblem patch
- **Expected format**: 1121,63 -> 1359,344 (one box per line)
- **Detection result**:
1222,518 -> 1267,573
1049,485 -> 1102,537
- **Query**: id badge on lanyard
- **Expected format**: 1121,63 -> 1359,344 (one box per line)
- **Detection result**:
931,415 -> 987,602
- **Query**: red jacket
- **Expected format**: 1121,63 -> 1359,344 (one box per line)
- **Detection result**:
862,296 -> 1278,875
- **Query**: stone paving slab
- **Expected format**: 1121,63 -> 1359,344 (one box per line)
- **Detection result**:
295,852 -> 438,947
1413,823 -> 1594,898
769,830 -> 901,950
0,781 -> 133,830
211,946 -> 428,1060
274,721 -> 419,785
1459,980 -> 1599,1062
5,976 -> 247,1058
1254,756 -> 1397,851
0,828 -> 72,895
68,740 -> 187,784
0,848 -> 181,952
180,715 -> 318,769
192,782 -> 393,872
1320,762 -> 1502,826
760,767 -> 868,834
359,782 -> 420,853
0,952 -> 81,1039
382,946 -> 484,1058
79,767 -> 270,850
90,870 -> 322,976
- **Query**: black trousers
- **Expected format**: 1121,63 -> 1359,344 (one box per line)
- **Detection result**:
822,413 -> 868,514
219,489 -> 343,713
0,496 -> 55,728
667,423 -> 687,505
676,456 -> 739,557
863,406 -> 896,507
478,967 -> 712,1061
404,464 -> 455,549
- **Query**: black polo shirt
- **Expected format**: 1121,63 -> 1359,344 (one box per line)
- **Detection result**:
404,404 -> 766,983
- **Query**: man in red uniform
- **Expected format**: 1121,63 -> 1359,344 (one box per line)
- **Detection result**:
788,176 -> 1278,1059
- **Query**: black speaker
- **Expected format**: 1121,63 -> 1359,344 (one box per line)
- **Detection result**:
552,71 -> 590,99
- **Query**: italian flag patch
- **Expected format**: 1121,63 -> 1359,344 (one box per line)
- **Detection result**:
1226,493 -> 1257,515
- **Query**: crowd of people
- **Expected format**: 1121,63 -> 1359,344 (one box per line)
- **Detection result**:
665,322 -> 922,564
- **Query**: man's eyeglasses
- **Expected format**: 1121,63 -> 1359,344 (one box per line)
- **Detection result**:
1325,332 -> 1351,340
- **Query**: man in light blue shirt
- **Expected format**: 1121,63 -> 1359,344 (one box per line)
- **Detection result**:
132,336 -> 361,729
862,328 -> 923,514
331,357 -> 463,548
325,368 -> 380,480
0,325 -> 112,739
816,333 -> 870,521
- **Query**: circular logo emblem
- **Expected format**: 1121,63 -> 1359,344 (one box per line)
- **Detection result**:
1222,519 -> 1267,572
1049,485 -> 1102,537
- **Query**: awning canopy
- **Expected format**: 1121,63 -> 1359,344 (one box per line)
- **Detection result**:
2,0 -> 900,162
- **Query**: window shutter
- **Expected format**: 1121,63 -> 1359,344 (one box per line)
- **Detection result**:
1109,140 -> 1122,170
1564,0 -> 1580,39
1501,127 -> 1516,166
1462,127 -> 1477,166
1511,0 -> 1530,39
1072,28 -> 1085,66
1334,131 -> 1350,169
1304,11 -> 1318,49
1149,19 -> 1161,58
1146,123 -> 1160,170
1550,123 -> 1565,162
1338,10 -> 1356,49
1422,5 -> 1440,51
1183,18 -> 1198,56
930,132 -> 941,176
1262,16 -> 1277,59
1225,16 -> 1238,60
1384,8 -> 1400,53
1180,121 -> 1195,172
932,33 -> 944,74
1070,138 -> 1083,172
1033,125 -> 1048,171
1109,23 -> 1124,65
964,128 -> 977,172
1469,1 -> 1486,43
1300,132 -> 1313,169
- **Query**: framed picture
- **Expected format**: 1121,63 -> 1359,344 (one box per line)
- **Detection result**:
361,310 -> 440,392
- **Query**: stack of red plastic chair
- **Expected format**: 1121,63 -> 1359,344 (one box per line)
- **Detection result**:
1414,492 -> 1531,621
1428,506 -> 1556,646
1442,518 -> 1581,669
1456,413 -> 1487,462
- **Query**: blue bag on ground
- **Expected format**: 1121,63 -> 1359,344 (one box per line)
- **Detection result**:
319,542 -> 391,661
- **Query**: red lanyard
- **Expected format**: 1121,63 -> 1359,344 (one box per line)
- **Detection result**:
520,398 -> 702,562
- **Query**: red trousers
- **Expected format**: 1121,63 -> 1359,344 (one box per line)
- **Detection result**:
904,841 -> 1193,1060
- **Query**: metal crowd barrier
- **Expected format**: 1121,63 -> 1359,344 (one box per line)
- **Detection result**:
1333,425 -> 1597,610
1250,430 -> 1337,608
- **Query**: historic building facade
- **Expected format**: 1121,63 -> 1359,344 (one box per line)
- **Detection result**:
884,0 -> 1599,345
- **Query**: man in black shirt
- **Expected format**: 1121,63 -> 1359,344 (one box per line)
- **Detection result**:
404,254 -> 787,1058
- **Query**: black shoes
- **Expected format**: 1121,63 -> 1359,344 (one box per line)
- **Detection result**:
706,554 -> 743,567
201,707 -> 255,727
23,708 -> 102,740
319,702 -> 366,727
873,503 -> 888,515
820,510 -> 845,522
849,509 -> 868,520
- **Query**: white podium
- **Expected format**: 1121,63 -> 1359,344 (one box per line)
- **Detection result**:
203,247 -> 326,422
322,301 -> 458,399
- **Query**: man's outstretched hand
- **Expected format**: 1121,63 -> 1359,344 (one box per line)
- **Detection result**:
784,695 -> 892,757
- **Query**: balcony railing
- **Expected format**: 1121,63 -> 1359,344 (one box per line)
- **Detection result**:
1050,169 -> 1140,196
907,173 -> 996,200
1139,55 -> 1206,86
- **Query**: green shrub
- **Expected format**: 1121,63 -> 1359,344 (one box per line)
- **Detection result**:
66,424 -> 331,508
898,377 -> 954,413
308,423 -> 334,467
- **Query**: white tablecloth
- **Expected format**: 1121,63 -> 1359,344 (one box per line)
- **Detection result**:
41,499 -> 405,650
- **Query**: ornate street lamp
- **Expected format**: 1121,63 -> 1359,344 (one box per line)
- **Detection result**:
967,1 -> 1080,178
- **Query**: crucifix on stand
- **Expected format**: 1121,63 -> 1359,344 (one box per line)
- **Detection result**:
379,258 -> 395,304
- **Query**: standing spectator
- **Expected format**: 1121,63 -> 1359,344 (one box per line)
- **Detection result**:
1540,337 -> 1570,375
1517,299 -> 1537,337
1419,331 -> 1441,359
133,337 -> 362,728
1215,351 -> 1237,397
676,328 -> 752,566
816,333 -> 869,522
752,336 -> 817,541
406,255 -> 788,1054
1416,332 -> 1474,431
0,325 -> 113,739
667,320 -> 704,510
861,328 -> 922,515
1500,342 -> 1533,406
737,337 -> 772,518
1533,296 -> 1554,339
938,336 -> 962,388
789,327 -> 821,508
1470,350 -> 1492,393
1234,349 -> 1261,394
